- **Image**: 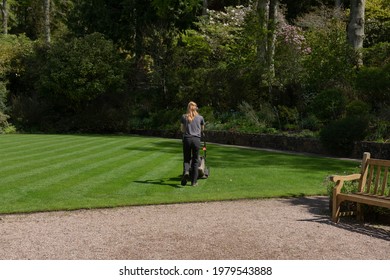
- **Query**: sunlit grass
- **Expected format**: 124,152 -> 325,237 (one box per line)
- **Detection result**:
0,134 -> 359,214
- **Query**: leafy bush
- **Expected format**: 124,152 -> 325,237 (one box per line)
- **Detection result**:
309,88 -> 347,124
301,16 -> 357,93
0,111 -> 9,134
0,82 -> 7,132
365,0 -> 390,47
355,64 -> 390,110
320,116 -> 369,156
346,100 -> 371,117
363,42 -> 390,67
0,34 -> 33,133
238,101 -> 262,128
37,33 -> 126,105
366,105 -> 390,141
149,108 -> 182,131
13,32 -> 131,132
276,105 -> 299,130
197,106 -> 215,125
368,120 -> 390,142
301,114 -> 322,131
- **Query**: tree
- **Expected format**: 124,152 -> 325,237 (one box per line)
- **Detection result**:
202,0 -> 208,15
0,33 -> 33,132
1,0 -> 7,34
44,0 -> 50,46
255,0 -> 269,64
37,33 -> 126,107
301,9 -> 357,93
267,0 -> 278,81
348,0 -> 365,67
364,0 -> 390,47
280,0 -> 336,21
253,0 -> 279,86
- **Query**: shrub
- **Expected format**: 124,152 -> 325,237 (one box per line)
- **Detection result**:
37,33 -> 126,106
150,108 -> 182,131
301,114 -> 321,131
302,17 -> 357,93
363,42 -> 390,67
276,105 -> 299,130
0,82 -> 7,133
346,100 -> 371,117
309,88 -> 347,123
14,32 -> 131,132
238,101 -> 262,128
356,64 -> 390,110
320,116 -> 369,156
367,105 -> 390,141
0,111 -> 9,134
0,34 -> 33,133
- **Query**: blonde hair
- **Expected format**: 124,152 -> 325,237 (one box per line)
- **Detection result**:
186,101 -> 198,122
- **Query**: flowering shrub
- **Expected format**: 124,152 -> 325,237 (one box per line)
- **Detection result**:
198,5 -> 251,51
273,21 -> 310,89
206,5 -> 251,28
276,24 -> 311,55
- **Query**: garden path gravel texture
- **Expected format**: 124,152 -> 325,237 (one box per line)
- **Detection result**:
0,196 -> 389,260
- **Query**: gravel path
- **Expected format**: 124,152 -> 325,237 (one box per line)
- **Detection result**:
1,196 -> 389,260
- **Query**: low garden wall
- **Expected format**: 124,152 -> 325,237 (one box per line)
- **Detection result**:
129,129 -> 390,160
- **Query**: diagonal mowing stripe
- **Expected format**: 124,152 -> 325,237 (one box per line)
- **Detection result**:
0,136 -> 184,212
2,136 -> 125,161
0,134 -> 82,154
0,136 -> 113,171
0,137 -> 141,183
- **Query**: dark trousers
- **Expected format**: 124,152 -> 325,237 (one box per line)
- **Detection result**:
182,136 -> 201,184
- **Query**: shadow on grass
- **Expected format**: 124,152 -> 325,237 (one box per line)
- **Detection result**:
124,139 -> 181,154
133,175 -> 184,188
283,196 -> 390,241
209,145 -> 359,171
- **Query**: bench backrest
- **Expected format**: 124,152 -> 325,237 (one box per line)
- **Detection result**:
359,152 -> 390,196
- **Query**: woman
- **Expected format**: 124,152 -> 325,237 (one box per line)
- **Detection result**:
180,101 -> 205,186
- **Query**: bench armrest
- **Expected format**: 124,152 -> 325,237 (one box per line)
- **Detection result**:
329,173 -> 361,197
329,174 -> 361,183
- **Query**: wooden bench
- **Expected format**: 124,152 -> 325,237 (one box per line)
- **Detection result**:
330,152 -> 390,223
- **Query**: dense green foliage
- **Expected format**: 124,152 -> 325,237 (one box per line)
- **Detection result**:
0,134 -> 359,214
1,0 -> 389,155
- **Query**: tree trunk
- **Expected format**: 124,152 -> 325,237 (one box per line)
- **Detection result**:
267,0 -> 278,81
202,0 -> 208,16
348,0 -> 365,67
255,0 -> 278,89
255,0 -> 269,64
1,0 -> 7,35
44,0 -> 51,46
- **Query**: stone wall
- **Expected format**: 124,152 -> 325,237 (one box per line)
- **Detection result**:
129,129 -> 390,160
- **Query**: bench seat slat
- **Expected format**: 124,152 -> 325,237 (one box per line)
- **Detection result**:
355,192 -> 390,199
338,193 -> 390,209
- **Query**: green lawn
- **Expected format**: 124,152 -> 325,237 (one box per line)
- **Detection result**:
0,134 -> 359,214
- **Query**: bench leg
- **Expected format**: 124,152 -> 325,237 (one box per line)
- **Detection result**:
332,196 -> 340,223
